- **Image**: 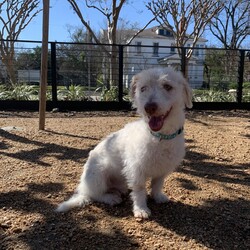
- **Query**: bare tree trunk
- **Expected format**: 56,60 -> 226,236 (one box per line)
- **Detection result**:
147,0 -> 224,80
108,46 -> 119,87
209,0 -> 250,50
0,0 -> 41,87
68,0 -> 156,88
1,49 -> 16,86
6,62 -> 16,85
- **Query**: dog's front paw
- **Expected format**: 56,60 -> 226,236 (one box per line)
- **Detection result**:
133,207 -> 151,219
152,193 -> 169,203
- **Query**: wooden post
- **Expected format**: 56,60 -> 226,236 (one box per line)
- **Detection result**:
39,0 -> 50,130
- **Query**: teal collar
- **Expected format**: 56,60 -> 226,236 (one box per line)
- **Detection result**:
150,127 -> 184,141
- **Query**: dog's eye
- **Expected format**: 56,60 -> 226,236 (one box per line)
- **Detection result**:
140,86 -> 147,92
163,84 -> 173,91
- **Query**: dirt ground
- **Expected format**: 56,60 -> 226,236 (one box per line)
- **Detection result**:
0,110 -> 249,250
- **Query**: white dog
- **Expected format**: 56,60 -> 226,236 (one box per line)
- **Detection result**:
57,67 -> 192,218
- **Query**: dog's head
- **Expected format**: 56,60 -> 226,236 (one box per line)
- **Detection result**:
130,67 -> 192,132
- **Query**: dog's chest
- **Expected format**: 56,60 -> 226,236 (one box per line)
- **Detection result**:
142,139 -> 185,177
117,120 -> 185,177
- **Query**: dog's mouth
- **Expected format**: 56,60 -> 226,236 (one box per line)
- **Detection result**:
148,108 -> 172,132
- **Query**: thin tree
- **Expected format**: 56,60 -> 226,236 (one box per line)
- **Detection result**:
209,0 -> 250,49
0,0 -> 41,86
147,0 -> 224,76
67,0 -> 157,86
209,1 -> 250,79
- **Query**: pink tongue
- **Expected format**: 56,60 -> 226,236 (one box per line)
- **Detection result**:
149,116 -> 164,131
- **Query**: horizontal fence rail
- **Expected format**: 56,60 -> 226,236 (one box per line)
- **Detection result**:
0,40 -> 249,111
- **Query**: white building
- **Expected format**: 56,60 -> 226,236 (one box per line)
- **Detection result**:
124,25 -> 207,89
17,70 -> 40,84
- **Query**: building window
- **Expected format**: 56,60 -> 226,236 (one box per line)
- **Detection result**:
136,41 -> 142,55
158,29 -> 164,35
153,42 -> 159,56
157,28 -> 173,37
165,30 -> 172,36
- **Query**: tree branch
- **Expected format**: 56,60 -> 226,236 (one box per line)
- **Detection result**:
209,0 -> 250,49
68,0 -> 105,46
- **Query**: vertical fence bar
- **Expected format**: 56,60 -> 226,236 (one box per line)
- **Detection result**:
181,47 -> 186,77
237,50 -> 245,103
118,45 -> 124,103
50,42 -> 57,103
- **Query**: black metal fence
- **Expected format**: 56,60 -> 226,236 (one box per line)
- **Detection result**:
0,40 -> 249,111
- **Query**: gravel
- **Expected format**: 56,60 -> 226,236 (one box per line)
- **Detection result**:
0,110 -> 249,250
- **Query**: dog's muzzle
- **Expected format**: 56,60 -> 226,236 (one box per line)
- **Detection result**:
144,102 -> 171,132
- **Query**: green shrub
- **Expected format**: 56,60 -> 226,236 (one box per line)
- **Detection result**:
193,89 -> 236,102
243,82 -> 250,89
0,84 -> 39,100
242,89 -> 250,102
95,80 -> 129,101
228,82 -> 238,89
95,85 -> 118,101
57,84 -> 88,101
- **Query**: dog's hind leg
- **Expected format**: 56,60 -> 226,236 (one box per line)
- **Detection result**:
77,159 -> 123,206
57,145 -> 124,212
56,157 -> 104,212
81,174 -> 123,206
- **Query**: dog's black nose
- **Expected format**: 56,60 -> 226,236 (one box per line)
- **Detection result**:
145,102 -> 158,115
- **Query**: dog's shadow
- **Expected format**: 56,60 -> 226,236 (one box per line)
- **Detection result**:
153,198 -> 248,249
101,194 -> 249,249
1,183 -> 248,250
0,183 -> 137,250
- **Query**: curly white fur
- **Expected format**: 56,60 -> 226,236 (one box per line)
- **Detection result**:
57,67 -> 192,218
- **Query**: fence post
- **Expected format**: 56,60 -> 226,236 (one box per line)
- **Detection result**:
118,45 -> 124,103
181,47 -> 186,77
51,42 -> 57,103
237,50 -> 245,103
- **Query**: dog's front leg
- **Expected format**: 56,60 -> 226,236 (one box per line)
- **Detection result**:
150,176 -> 169,203
130,186 -> 151,218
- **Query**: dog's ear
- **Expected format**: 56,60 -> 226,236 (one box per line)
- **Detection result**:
130,75 -> 138,100
182,78 -> 193,109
